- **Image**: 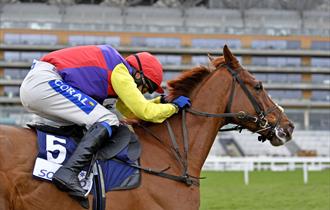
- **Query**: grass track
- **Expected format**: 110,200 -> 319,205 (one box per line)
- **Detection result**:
200,170 -> 330,210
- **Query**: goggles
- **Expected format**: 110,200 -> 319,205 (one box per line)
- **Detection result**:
133,54 -> 158,94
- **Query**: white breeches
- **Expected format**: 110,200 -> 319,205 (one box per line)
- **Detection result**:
20,60 -> 119,129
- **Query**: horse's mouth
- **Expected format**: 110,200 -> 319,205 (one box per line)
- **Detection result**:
269,127 -> 293,146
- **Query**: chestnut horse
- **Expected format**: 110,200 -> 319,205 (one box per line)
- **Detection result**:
0,46 -> 294,210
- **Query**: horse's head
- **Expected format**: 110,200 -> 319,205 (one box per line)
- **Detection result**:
209,45 -> 294,146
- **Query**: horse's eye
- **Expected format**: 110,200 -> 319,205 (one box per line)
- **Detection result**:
254,82 -> 263,91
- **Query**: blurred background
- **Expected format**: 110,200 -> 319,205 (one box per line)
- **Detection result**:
0,0 -> 329,170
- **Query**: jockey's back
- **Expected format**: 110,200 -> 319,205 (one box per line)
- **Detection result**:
41,45 -> 131,102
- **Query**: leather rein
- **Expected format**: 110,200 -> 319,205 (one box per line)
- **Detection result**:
135,63 -> 282,187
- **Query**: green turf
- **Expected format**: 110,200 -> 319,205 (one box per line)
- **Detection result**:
200,170 -> 330,210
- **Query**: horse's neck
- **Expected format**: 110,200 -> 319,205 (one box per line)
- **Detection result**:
187,71 -> 232,173
136,71 -> 232,176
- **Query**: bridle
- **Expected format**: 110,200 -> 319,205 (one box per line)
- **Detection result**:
133,63 -> 284,187
186,63 -> 283,141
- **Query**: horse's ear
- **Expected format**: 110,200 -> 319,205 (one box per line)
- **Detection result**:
207,53 -> 215,62
223,45 -> 236,64
207,54 -> 217,71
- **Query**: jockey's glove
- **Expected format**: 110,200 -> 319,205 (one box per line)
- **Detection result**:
171,96 -> 191,109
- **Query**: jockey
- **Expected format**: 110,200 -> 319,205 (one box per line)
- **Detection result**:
19,45 -> 191,200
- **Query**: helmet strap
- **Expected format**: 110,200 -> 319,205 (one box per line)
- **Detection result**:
132,54 -> 157,94
133,54 -> 147,85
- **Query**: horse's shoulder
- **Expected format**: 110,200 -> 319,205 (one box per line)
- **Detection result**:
0,125 -> 37,171
0,125 -> 36,153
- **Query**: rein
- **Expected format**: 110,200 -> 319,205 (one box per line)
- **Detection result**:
131,121 -> 202,187
133,63 -> 282,187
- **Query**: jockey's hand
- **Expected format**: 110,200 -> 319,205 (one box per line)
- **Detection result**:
160,95 -> 169,103
171,96 -> 191,109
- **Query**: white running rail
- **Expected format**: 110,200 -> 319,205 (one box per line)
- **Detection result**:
203,157 -> 330,184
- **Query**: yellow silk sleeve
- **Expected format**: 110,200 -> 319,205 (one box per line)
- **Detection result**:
111,64 -> 177,123
149,96 -> 161,103
115,99 -> 136,119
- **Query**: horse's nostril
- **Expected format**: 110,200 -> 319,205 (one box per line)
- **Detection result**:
285,123 -> 295,139
288,123 -> 295,133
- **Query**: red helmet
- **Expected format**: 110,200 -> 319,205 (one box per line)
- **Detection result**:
126,52 -> 164,94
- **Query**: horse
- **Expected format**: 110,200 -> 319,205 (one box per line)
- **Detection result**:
0,45 -> 294,210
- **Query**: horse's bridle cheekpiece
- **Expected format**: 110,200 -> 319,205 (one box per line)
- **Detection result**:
187,63 -> 283,142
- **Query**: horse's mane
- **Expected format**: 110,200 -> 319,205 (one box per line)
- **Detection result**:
166,56 -> 228,101
166,66 -> 212,101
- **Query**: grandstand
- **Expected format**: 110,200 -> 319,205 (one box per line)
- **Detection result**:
0,0 -> 329,158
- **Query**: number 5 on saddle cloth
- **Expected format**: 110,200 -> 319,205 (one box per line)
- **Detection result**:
31,124 -> 142,209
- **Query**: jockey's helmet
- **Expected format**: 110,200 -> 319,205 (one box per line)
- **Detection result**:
126,52 -> 164,94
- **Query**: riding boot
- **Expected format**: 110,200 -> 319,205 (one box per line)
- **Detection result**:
52,122 -> 112,198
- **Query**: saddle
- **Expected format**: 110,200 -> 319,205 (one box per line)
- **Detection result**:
30,123 -> 142,210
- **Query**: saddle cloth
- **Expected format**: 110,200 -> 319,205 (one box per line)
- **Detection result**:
32,124 -> 141,192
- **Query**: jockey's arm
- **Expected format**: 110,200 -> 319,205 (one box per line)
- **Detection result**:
111,63 -> 177,123
115,97 -> 162,119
